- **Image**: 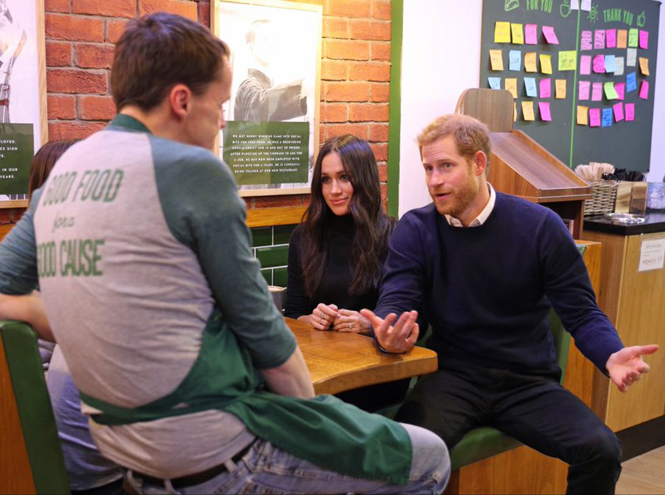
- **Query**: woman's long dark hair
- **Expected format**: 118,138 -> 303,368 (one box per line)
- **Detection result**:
28,139 -> 79,199
300,135 -> 395,297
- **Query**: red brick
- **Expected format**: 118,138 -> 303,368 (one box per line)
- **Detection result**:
139,0 -> 198,21
370,143 -> 388,162
324,40 -> 369,61
349,104 -> 389,122
372,0 -> 391,21
349,20 -> 391,41
369,123 -> 389,142
47,69 -> 107,94
46,13 -> 104,42
377,163 -> 387,182
253,195 -> 303,208
76,43 -> 115,69
321,104 -> 347,123
243,197 -> 252,209
302,195 -> 311,207
323,82 -> 369,102
47,95 -> 76,120
325,0 -> 370,18
371,42 -> 391,62
106,19 -> 129,43
46,41 -> 73,67
323,18 -> 348,38
321,60 -> 347,81
349,62 -> 390,82
45,0 -> 71,13
321,123 -> 367,142
79,95 -> 116,120
198,1 -> 210,27
49,121 -> 106,140
0,210 -> 23,224
370,83 -> 390,102
73,0 -> 136,18
380,183 -> 388,204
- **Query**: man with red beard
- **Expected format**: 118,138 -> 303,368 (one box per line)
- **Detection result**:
361,114 -> 658,494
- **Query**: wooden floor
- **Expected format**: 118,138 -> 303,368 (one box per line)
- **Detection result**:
616,446 -> 665,494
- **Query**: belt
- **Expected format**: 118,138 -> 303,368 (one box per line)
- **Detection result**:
133,439 -> 256,489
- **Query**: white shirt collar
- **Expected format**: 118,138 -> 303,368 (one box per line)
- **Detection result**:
445,183 -> 496,228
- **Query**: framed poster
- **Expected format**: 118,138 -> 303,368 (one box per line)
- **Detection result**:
0,0 -> 47,206
213,0 -> 322,196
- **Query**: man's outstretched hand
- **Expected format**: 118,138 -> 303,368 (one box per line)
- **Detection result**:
360,309 -> 419,354
606,345 -> 659,393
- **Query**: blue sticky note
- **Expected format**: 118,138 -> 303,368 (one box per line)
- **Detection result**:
524,77 -> 538,97
626,72 -> 637,92
488,77 -> 501,90
509,50 -> 521,71
604,55 -> 616,73
601,108 -> 613,127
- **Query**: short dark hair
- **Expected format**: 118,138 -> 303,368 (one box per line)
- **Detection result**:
111,12 -> 230,112
29,140 -> 78,199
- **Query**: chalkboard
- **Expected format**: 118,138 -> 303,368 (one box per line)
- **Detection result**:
480,0 -> 660,172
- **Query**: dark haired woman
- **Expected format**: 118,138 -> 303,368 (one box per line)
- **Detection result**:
285,134 -> 408,411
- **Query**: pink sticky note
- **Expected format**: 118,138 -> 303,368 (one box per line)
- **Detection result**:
580,55 -> 591,75
593,55 -> 605,73
615,82 -> 625,100
639,80 -> 649,99
578,80 -> 590,100
538,102 -> 552,122
594,29 -> 606,49
640,30 -> 649,49
525,24 -> 538,45
542,26 -> 559,44
625,103 -> 635,121
539,78 -> 552,98
581,30 -> 592,51
589,108 -> 601,127
613,102 -> 624,122
592,82 -> 603,101
606,29 -> 617,48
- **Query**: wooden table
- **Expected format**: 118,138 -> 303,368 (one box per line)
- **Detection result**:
285,317 -> 438,395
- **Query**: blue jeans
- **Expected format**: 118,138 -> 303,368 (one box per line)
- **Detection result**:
125,423 -> 449,494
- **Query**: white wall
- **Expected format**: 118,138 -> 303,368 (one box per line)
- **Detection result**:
399,1 -> 665,217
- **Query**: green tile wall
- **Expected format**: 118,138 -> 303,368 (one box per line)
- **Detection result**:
250,224 -> 297,288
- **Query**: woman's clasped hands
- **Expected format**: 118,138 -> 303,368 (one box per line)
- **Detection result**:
309,303 -> 370,334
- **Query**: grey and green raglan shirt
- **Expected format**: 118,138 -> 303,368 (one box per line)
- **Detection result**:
0,115 -> 297,478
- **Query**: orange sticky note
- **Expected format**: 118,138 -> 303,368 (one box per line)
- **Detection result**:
495,22 -> 511,43
617,30 -> 628,49
511,23 -> 524,44
522,101 -> 535,121
490,50 -> 504,71
540,53 -> 553,74
513,102 -> 518,122
555,79 -> 566,99
639,57 -> 650,76
505,78 -> 518,99
577,105 -> 588,125
525,52 -> 538,72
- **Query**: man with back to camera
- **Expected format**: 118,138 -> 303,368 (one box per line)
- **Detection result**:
361,114 -> 659,494
0,13 -> 450,494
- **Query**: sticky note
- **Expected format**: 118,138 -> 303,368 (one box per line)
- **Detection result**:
555,79 -> 566,99
593,55 -> 605,73
628,29 -> 639,48
525,52 -> 538,72
558,51 -> 576,71
639,57 -> 650,76
525,24 -> 538,45
615,82 -> 625,101
640,80 -> 649,99
495,22 -> 511,43
580,55 -> 591,75
627,48 -> 637,67
613,102 -> 624,122
538,102 -> 552,122
522,101 -> 535,121
514,102 -> 517,122
505,78 -> 518,98
488,77 -> 501,90
540,53 -> 553,74
524,77 -> 538,97
639,30 -> 649,50
571,0 -> 580,9
625,103 -> 635,122
604,55 -> 616,73
594,30 -> 605,49
626,72 -> 637,92
592,82 -> 603,101
614,57 -> 625,76
511,23 -> 524,44
589,108 -> 601,127
581,0 -> 591,11
578,80 -> 590,100
542,26 -> 559,44
581,30 -> 592,51
540,78 -> 552,98
577,106 -> 588,125
490,50 -> 504,71
601,108 -> 613,127
617,30 -> 628,49
606,29 -> 617,48
509,50 -> 521,71
604,82 -> 618,100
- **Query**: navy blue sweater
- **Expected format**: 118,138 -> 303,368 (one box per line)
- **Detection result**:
375,193 -> 623,377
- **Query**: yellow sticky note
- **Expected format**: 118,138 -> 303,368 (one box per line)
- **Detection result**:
617,30 -> 628,49
511,23 -> 524,44
505,78 -> 518,99
555,79 -> 566,99
495,22 -> 511,43
558,51 -> 577,71
513,102 -> 517,122
522,101 -> 535,121
490,49 -> 504,71
577,105 -> 588,125
540,54 -> 553,74
639,57 -> 650,76
525,52 -> 538,72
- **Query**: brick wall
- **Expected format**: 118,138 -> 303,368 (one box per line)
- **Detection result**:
44,0 -> 392,210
